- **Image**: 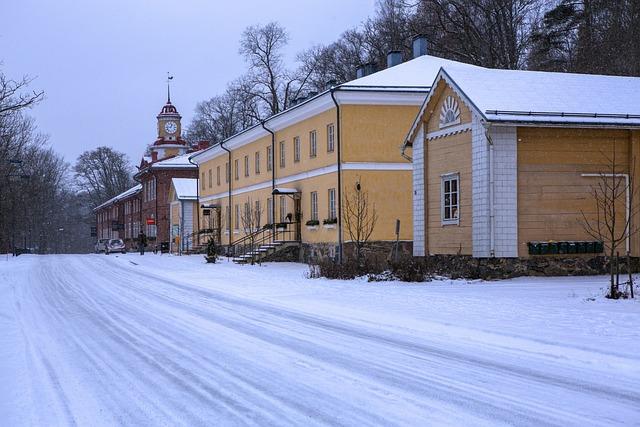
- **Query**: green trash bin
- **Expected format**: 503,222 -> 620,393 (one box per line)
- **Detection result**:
540,242 -> 549,255
585,241 -> 595,253
549,242 -> 559,254
558,242 -> 568,254
594,241 -> 604,253
576,241 -> 586,254
568,241 -> 577,254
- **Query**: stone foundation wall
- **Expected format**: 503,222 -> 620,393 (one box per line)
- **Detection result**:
300,241 -> 413,264
420,255 -> 640,280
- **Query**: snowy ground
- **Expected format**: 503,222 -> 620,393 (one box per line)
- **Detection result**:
0,254 -> 639,426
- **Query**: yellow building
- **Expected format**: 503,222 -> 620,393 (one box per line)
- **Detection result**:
403,65 -> 640,260
191,38 -> 477,262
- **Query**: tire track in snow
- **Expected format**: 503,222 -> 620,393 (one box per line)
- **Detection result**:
98,256 -> 635,426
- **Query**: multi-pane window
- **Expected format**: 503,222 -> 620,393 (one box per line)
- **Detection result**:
226,206 -> 231,232
441,174 -> 460,224
234,204 -> 240,230
328,188 -> 336,220
225,162 -> 230,183
267,198 -> 273,224
244,202 -> 250,229
208,169 -> 213,188
294,136 -> 301,162
310,191 -> 318,221
279,196 -> 287,222
255,151 -> 261,174
244,155 -> 250,177
267,146 -> 273,171
309,130 -> 317,158
327,124 -> 335,152
216,166 -> 221,186
255,200 -> 261,226
234,159 -> 239,180
279,141 -> 286,168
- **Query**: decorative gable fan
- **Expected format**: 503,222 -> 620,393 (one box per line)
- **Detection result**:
439,96 -> 461,128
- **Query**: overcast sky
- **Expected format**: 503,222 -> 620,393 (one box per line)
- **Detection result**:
1,0 -> 375,165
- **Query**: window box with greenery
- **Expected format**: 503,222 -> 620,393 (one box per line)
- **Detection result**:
275,222 -> 289,230
305,219 -> 319,230
323,218 -> 337,228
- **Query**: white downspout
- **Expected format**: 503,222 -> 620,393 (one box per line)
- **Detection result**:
581,173 -> 630,254
483,120 -> 496,257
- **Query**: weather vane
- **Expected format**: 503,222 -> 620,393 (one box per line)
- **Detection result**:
166,72 -> 174,103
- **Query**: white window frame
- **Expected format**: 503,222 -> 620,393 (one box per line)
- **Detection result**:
267,198 -> 273,224
217,165 -> 221,185
328,188 -> 336,220
267,146 -> 273,171
327,123 -> 335,152
279,140 -> 286,168
294,136 -> 300,162
255,151 -> 261,174
309,130 -> 317,158
279,196 -> 287,222
310,191 -> 318,221
441,173 -> 460,225
244,155 -> 250,177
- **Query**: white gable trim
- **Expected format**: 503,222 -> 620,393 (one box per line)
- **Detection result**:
426,123 -> 472,140
403,68 -> 485,149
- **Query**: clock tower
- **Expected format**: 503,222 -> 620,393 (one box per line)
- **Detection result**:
149,84 -> 188,162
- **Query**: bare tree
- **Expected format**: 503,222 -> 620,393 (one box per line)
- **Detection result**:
0,72 -> 44,118
74,147 -> 134,208
343,179 -> 378,266
240,197 -> 264,265
581,146 -> 638,299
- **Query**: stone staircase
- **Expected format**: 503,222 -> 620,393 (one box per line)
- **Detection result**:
232,241 -> 298,264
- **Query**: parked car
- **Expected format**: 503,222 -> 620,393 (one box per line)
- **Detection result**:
105,239 -> 126,254
94,239 -> 109,253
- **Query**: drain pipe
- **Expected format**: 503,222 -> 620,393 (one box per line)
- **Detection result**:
483,121 -> 496,257
261,120 -> 276,242
220,141 -> 233,247
187,154 -> 200,248
330,86 -> 344,263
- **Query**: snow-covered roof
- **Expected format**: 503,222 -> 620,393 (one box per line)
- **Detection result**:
93,184 -> 142,211
445,66 -> 640,126
152,152 -> 198,169
272,187 -> 299,195
171,178 -> 198,200
342,54 -> 481,90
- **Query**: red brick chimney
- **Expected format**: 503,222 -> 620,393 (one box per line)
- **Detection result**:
151,151 -> 158,162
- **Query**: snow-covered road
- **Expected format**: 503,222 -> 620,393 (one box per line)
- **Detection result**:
1,254 -> 639,426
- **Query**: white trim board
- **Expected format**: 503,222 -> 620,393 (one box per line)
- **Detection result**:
427,123 -> 472,140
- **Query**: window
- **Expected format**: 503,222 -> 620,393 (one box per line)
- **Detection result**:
244,155 -> 250,177
441,174 -> 460,224
234,159 -> 239,180
267,198 -> 273,224
279,196 -> 287,222
309,130 -> 317,158
267,146 -> 273,171
294,136 -> 300,162
328,188 -> 336,220
234,204 -> 240,230
225,206 -> 231,232
225,162 -> 230,183
255,151 -> 261,174
327,124 -> 335,152
279,141 -> 286,168
255,200 -> 261,226
244,202 -> 250,229
310,191 -> 318,221
208,169 -> 213,188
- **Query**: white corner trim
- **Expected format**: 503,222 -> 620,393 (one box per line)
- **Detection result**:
335,91 -> 426,106
427,123 -> 472,140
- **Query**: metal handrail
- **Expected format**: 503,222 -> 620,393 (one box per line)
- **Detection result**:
228,222 -> 300,261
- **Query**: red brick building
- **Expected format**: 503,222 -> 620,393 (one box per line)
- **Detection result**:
94,95 -> 206,251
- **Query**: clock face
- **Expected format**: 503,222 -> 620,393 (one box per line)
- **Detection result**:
164,121 -> 177,134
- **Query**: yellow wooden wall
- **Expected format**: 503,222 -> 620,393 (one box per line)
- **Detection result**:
517,127 -> 638,257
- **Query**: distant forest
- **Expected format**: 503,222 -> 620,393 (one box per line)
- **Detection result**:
185,0 -> 640,144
